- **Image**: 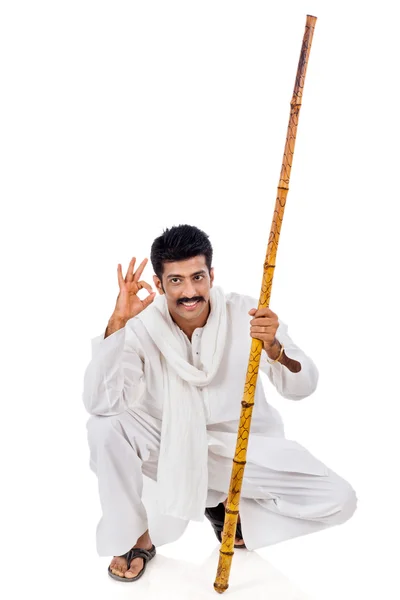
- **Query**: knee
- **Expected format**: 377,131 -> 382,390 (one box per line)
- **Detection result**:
86,413 -> 123,449
331,478 -> 358,524
86,413 -> 129,473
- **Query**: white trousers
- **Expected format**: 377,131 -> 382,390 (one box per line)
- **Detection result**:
87,408 -> 357,556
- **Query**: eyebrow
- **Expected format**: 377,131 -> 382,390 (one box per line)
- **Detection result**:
166,270 -> 207,279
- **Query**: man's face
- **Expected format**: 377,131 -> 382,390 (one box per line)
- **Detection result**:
153,255 -> 214,324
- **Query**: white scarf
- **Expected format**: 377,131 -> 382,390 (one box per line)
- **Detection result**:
137,286 -> 227,521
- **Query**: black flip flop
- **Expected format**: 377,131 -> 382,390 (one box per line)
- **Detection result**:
205,503 -> 246,549
108,544 -> 156,582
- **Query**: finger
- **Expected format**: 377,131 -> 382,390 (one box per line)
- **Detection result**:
137,280 -> 153,294
250,326 -> 275,335
125,257 -> 137,282
248,308 -> 257,315
117,264 -> 125,289
141,292 -> 156,309
254,307 -> 277,318
250,331 -> 274,343
250,331 -> 271,342
250,317 -> 277,327
133,258 -> 148,282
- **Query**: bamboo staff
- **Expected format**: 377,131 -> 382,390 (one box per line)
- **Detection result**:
214,14 -> 317,594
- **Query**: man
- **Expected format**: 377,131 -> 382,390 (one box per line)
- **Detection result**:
83,224 -> 357,583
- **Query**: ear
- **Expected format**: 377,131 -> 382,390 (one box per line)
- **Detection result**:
153,275 -> 164,295
209,267 -> 215,287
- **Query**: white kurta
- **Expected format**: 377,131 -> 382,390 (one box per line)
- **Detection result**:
83,292 -> 357,555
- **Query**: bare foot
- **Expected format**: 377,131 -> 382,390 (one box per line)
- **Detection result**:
223,499 -> 245,546
109,530 -> 154,579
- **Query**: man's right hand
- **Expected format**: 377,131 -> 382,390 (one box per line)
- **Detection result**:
106,257 -> 156,336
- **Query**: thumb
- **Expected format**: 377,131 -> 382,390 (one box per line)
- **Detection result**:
142,292 -> 156,309
248,308 -> 257,315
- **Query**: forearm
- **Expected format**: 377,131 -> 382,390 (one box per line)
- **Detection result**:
83,328 -> 127,415
262,334 -> 319,400
263,343 -> 319,399
104,315 -> 128,338
243,295 -> 318,399
83,320 -> 144,415
264,338 -> 302,373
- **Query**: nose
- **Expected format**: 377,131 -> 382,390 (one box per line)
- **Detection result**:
182,280 -> 198,299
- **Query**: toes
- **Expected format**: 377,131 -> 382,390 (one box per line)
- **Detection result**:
110,557 -> 127,577
125,558 -> 144,578
109,555 -> 147,579
235,538 -> 245,546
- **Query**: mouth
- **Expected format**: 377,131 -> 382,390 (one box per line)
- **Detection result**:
179,299 -> 203,311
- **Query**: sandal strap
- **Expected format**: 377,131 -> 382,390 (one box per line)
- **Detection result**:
125,546 -> 155,570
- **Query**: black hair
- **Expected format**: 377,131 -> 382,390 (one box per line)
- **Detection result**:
150,224 -> 213,280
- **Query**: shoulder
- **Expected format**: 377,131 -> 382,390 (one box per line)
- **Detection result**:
225,291 -> 288,331
225,291 -> 258,318
225,291 -> 258,310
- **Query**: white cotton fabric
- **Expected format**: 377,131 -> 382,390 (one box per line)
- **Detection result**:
83,288 -> 356,555
137,286 -> 228,521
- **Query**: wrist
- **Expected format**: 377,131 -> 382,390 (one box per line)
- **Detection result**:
105,315 -> 128,338
265,338 -> 284,363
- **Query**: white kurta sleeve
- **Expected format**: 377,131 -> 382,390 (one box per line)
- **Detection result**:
259,319 -> 319,400
82,322 -> 145,416
229,292 -> 319,401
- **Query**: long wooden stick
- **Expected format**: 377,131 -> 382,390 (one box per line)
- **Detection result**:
214,14 -> 317,594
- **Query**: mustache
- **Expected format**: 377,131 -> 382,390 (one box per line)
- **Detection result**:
177,296 -> 205,305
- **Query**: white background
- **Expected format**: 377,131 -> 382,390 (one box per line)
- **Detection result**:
1,1 -> 399,599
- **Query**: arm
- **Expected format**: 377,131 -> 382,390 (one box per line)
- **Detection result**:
82,317 -> 145,416
83,255 -> 156,416
260,319 -> 319,400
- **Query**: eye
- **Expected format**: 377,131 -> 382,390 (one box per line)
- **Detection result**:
194,275 -> 203,281
170,278 -> 180,284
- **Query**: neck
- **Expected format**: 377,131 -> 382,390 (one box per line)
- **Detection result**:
170,301 -> 211,341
